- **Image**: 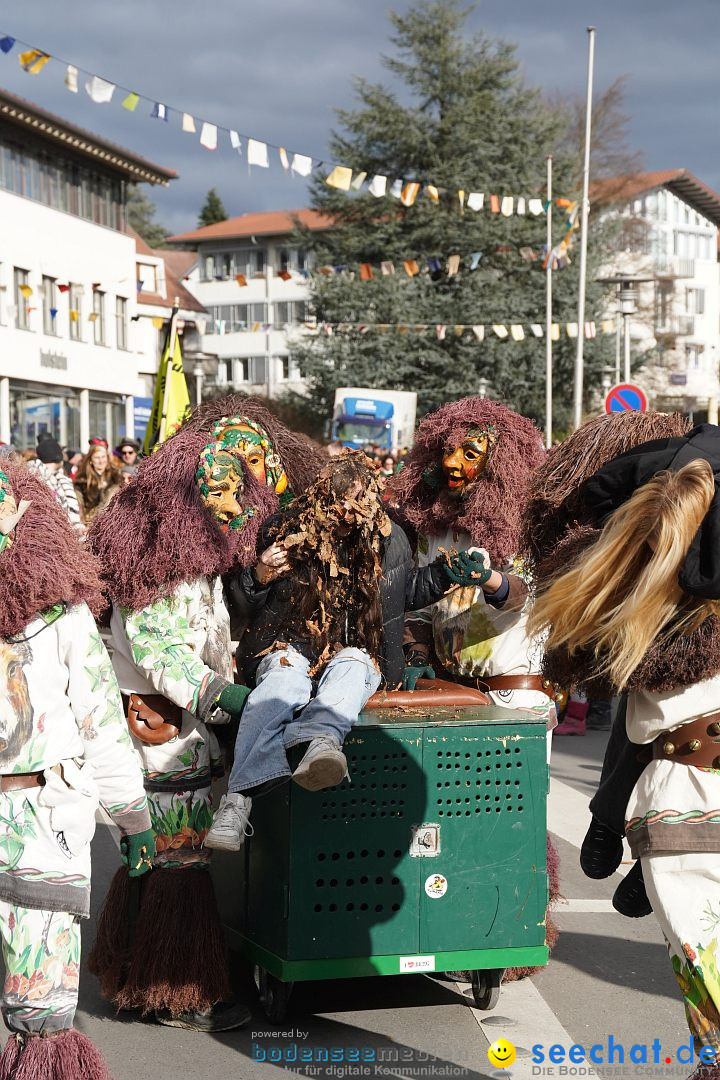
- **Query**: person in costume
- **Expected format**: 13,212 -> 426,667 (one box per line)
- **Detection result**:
531,424 -> 720,1078
207,451 -> 490,850
520,410 -> 691,917
88,396 -> 324,1032
388,397 -> 559,977
0,460 -> 152,1080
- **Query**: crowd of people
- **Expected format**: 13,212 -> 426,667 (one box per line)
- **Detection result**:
0,394 -> 718,1080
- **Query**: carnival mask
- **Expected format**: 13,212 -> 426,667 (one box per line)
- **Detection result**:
442,427 -> 497,496
213,418 -> 289,498
0,471 -> 30,554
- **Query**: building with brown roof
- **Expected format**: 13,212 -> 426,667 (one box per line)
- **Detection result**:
0,86 -> 190,450
594,169 -> 720,417
166,210 -> 332,398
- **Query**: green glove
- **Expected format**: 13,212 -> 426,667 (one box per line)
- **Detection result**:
402,664 -> 435,691
442,550 -> 493,588
217,682 -> 252,718
120,829 -> 155,878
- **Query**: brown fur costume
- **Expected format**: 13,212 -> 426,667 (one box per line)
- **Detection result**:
0,459 -> 104,637
521,411 -> 690,568
388,398 -> 545,563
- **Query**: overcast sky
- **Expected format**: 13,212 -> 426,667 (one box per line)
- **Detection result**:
1,1 -> 718,234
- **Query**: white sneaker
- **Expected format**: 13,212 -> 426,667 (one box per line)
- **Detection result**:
204,793 -> 253,852
292,736 -> 348,792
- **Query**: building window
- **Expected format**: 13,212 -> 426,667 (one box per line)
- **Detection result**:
274,300 -> 310,328
137,263 -> 157,293
69,284 -> 83,341
206,304 -> 268,333
686,288 -> 705,316
42,276 -> 58,336
686,345 -> 701,370
233,358 -> 249,383
14,267 -> 30,330
277,247 -> 309,273
202,248 -> 266,281
92,289 -> 105,345
277,356 -> 291,381
229,357 -> 266,384
115,296 -> 128,349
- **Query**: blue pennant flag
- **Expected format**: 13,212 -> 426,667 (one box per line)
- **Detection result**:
0,36 -> 15,54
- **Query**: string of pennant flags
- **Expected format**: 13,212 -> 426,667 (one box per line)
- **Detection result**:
0,30 -> 576,222
311,320 -> 615,340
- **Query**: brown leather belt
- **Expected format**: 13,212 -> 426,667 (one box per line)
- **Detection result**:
456,673 -> 564,702
1,764 -> 62,792
652,712 -> 720,769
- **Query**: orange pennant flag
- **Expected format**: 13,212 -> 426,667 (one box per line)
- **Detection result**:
490,194 -> 500,213
358,264 -> 374,281
403,260 -> 419,277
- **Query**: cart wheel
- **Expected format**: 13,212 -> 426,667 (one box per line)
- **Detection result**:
470,968 -> 503,1010
254,964 -> 294,1023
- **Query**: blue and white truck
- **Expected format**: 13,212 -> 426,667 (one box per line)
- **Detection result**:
331,388 -> 417,453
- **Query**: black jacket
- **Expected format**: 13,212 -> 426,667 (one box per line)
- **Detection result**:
226,515 -> 449,688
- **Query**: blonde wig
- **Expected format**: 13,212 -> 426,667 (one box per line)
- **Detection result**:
529,459 -> 720,690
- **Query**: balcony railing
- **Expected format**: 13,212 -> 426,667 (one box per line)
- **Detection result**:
654,256 -> 695,279
655,315 -> 695,337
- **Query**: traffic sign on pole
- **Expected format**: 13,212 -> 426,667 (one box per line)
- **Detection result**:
604,382 -> 648,414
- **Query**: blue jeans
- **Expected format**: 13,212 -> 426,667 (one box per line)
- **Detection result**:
228,646 -> 381,794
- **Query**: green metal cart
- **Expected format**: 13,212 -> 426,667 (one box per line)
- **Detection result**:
213,703 -> 549,1021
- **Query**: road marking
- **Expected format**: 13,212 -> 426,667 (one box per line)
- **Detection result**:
463,976 -> 599,1079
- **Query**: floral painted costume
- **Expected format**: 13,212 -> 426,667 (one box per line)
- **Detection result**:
0,461 -> 150,1079
623,679 -> 720,1059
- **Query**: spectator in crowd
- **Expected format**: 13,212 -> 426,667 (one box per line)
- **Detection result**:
120,464 -> 138,487
27,436 -> 84,533
73,444 -> 120,524
380,454 -> 396,478
117,438 -> 140,468
64,448 -> 83,479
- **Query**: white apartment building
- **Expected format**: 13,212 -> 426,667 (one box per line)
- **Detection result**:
597,170 -> 720,418
167,209 -> 332,398
0,87 -> 210,451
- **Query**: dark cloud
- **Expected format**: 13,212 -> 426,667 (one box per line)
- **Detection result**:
1,1 -> 718,233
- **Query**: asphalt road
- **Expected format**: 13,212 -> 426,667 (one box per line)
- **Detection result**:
10,728 -> 695,1080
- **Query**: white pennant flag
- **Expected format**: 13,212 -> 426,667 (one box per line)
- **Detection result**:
200,122 -> 217,151
516,197 -> 526,215
229,130 -> 242,153
390,179 -> 403,199
467,192 -> 484,211
510,324 -> 525,341
472,325 -> 485,341
501,196 -> 514,217
278,147 -> 290,171
368,175 -> 387,197
247,139 -> 269,168
291,153 -> 312,177
528,198 -> 544,216
182,113 -> 196,133
85,75 -> 115,104
530,324 -> 544,337
65,65 -> 78,93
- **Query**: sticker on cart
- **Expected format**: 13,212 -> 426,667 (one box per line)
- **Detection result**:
425,873 -> 448,899
400,955 -> 436,973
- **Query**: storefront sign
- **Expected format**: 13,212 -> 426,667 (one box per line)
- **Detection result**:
39,350 -> 68,371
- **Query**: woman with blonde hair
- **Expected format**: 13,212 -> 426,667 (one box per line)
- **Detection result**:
531,425 -> 720,1078
73,443 -> 119,524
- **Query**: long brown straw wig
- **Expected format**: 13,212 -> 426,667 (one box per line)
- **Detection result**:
521,411 -> 691,568
388,397 -> 544,563
0,459 -> 104,636
530,459 -> 719,690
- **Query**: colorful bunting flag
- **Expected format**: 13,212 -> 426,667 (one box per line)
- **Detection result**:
0,36 -> 16,54
351,171 -> 367,190
247,139 -> 269,168
472,325 -> 484,341
436,325 -> 447,341
467,193 -> 484,211
276,270 -> 292,281
380,261 -> 395,276
230,130 -> 242,153
122,92 -> 140,112
425,185 -> 440,204
291,153 -> 312,177
18,285 -> 32,299
492,325 -> 508,339
49,307 -> 57,319
566,322 -> 578,338
57,284 -> 70,293
469,252 -> 483,271
368,175 -> 387,198
136,280 -> 144,292
69,310 -> 78,322
64,64 -> 78,93
85,75 -> 115,104
358,264 -> 374,281
326,165 -> 353,191
446,254 -> 460,277
152,102 -> 169,122
516,197 -> 526,215
182,113 -> 196,133
88,311 -> 98,322
510,324 -> 525,341
390,179 -> 403,199
19,48 -> 50,74
530,324 -> 543,337
403,260 -> 419,277
501,196 -> 514,217
278,147 -> 290,171
401,182 -> 420,207
490,195 -> 500,214
528,198 -> 544,216
200,122 -> 217,150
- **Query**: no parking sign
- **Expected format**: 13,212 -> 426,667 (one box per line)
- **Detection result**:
604,382 -> 648,414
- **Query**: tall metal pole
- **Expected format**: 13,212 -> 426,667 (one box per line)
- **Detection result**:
572,27 -> 596,430
545,156 -> 553,449
615,313 -> 621,384
623,312 -> 631,382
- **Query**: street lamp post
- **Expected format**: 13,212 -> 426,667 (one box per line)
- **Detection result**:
619,283 -> 638,383
193,363 -> 204,406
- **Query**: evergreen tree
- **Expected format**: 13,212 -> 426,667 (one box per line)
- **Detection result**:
127,183 -> 169,248
291,0 -> 614,433
198,188 -> 228,227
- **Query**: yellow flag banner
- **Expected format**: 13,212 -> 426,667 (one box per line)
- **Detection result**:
143,314 -> 191,454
